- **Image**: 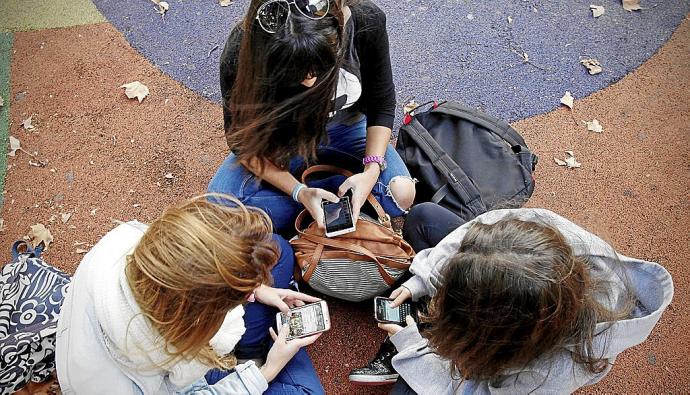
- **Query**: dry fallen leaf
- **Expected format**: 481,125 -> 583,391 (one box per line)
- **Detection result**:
403,100 -> 420,115
29,159 -> 47,167
580,58 -> 603,75
9,136 -> 21,156
622,0 -> 641,11
219,0 -> 233,6
28,223 -> 54,249
61,212 -> 73,224
150,0 -> 169,16
554,151 -> 581,169
158,1 -> 169,14
586,119 -> 603,133
590,5 -> 605,17
120,81 -> 149,103
22,116 -> 36,131
560,91 -> 574,110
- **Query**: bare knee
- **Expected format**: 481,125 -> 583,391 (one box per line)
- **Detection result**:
388,176 -> 416,211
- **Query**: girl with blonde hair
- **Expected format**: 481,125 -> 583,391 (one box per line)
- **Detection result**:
56,194 -> 325,394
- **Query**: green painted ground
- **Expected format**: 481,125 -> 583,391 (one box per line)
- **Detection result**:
0,33 -> 12,202
0,0 -> 105,32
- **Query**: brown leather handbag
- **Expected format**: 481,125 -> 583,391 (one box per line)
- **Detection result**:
289,165 -> 415,302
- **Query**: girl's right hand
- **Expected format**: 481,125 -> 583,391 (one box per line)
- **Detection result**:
389,286 -> 412,308
297,187 -> 339,230
260,324 -> 322,382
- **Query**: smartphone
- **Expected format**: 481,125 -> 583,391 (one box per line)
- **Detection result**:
322,196 -> 356,237
276,300 -> 331,341
374,297 -> 416,325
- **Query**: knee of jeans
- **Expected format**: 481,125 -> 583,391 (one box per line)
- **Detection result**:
403,202 -> 435,237
408,202 -> 438,220
386,176 -> 416,212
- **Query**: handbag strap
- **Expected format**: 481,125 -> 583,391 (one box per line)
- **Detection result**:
302,243 -> 324,282
301,165 -> 391,228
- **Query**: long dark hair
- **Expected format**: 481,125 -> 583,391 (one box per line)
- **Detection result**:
422,218 -> 633,381
226,0 -> 346,172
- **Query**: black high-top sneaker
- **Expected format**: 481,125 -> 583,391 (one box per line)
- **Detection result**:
348,337 -> 399,385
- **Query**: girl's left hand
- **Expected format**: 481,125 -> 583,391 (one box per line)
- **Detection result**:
378,315 -> 416,337
338,166 -> 379,222
253,284 -> 320,314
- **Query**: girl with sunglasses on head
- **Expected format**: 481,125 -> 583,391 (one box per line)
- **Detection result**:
56,194 -> 326,394
351,203 -> 673,394
209,0 -> 415,235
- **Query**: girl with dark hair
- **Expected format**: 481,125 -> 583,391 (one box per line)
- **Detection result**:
209,0 -> 415,234
350,203 -> 673,394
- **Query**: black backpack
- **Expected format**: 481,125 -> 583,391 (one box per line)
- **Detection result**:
396,101 -> 538,221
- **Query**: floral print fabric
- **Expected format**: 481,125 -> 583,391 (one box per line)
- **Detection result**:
0,255 -> 70,394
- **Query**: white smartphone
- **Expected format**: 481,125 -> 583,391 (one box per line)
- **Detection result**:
322,196 -> 356,237
275,300 -> 331,341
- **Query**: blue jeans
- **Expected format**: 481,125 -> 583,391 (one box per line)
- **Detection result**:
205,236 -> 324,394
208,117 -> 413,235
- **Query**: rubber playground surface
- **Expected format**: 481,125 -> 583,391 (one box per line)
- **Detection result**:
0,0 -> 688,393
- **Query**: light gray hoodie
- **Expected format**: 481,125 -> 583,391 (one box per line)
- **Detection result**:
391,209 -> 674,395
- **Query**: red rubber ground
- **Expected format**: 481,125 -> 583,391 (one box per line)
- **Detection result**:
1,18 -> 688,394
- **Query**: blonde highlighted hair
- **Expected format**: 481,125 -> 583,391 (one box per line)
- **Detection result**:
125,193 -> 277,369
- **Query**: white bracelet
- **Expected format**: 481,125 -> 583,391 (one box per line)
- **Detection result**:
291,183 -> 307,202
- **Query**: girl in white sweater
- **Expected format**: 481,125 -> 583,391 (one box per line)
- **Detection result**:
56,194 -> 324,394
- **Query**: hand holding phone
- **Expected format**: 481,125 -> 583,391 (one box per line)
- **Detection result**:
389,286 -> 412,308
296,187 -> 339,230
263,323 -> 322,382
254,284 -> 320,314
378,315 -> 416,338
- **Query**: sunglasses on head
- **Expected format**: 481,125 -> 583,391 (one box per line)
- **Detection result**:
256,0 -> 330,34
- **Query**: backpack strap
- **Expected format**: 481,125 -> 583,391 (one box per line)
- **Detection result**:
405,118 -> 486,212
430,184 -> 450,204
301,164 -> 392,228
430,101 -> 528,148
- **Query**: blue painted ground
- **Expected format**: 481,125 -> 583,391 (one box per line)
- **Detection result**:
92,0 -> 689,124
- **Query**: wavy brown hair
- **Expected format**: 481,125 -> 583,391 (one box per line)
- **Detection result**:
125,194 -> 276,369
422,218 -> 633,381
225,0 -> 346,172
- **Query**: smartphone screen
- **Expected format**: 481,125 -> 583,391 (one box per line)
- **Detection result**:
323,196 -> 355,236
375,297 -> 414,324
278,302 -> 328,340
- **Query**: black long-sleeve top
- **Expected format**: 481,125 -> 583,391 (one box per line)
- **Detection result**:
219,0 -> 396,143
